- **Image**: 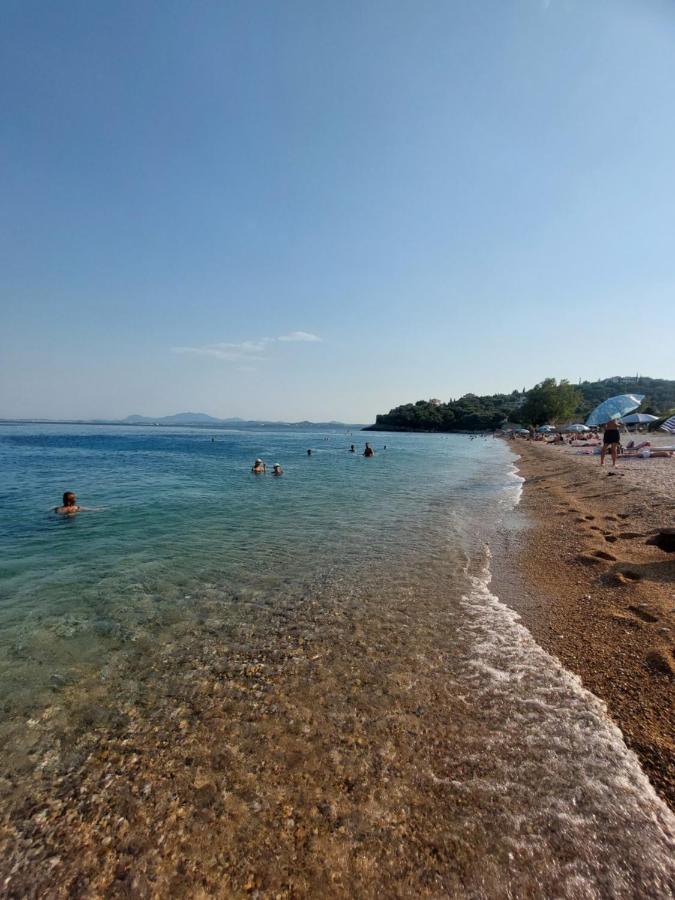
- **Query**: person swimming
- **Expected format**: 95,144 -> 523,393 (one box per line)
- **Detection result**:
272,463 -> 283,476
364,443 -> 374,457
252,458 -> 266,473
307,449 -> 312,456
350,444 -> 355,453
54,491 -> 81,515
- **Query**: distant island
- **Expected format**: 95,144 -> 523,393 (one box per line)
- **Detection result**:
0,412 -> 364,431
121,413 -> 364,429
366,376 -> 675,432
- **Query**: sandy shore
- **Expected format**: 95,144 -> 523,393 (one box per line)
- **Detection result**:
496,436 -> 674,809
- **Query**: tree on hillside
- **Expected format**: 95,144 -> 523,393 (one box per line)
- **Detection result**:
369,376 -> 674,432
520,378 -> 582,426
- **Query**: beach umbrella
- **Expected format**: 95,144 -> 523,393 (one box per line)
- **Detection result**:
660,415 -> 675,434
618,413 -> 659,425
516,428 -> 530,434
561,423 -> 590,433
585,393 -> 644,427
536,425 -> 556,433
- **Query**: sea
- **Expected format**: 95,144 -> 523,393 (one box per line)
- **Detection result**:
0,424 -> 673,896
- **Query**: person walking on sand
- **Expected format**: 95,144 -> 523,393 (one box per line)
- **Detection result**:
600,420 -> 621,467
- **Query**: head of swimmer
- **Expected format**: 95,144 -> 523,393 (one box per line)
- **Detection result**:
62,491 -> 77,508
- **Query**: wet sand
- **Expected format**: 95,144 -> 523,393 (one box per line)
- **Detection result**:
497,438 -> 674,809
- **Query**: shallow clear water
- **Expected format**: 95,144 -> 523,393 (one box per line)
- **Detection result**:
0,424 -> 673,896
0,426 -> 512,713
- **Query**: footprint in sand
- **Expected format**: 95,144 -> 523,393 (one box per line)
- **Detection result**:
611,612 -> 641,629
628,605 -> 659,623
577,550 -> 618,566
584,515 -> 595,521
604,534 -> 618,543
577,554 -> 604,566
605,571 -> 643,586
591,549 -> 618,561
621,570 -> 642,582
645,648 -> 675,677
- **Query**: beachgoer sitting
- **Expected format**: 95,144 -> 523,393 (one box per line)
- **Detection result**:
272,463 -> 283,476
252,458 -> 266,473
364,443 -> 374,457
54,491 -> 81,515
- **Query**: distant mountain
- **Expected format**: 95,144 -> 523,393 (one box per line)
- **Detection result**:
123,412 -> 230,425
120,413 -> 362,429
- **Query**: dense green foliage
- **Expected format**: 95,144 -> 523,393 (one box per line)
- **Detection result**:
368,376 -> 675,432
519,379 -> 582,427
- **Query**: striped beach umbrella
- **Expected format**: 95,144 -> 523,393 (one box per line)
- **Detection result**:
660,415 -> 675,434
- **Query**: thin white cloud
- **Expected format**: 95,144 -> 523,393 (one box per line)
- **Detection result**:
172,331 -> 322,363
172,341 -> 267,362
277,331 -> 322,343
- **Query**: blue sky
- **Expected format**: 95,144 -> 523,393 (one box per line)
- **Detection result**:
1,0 -> 674,422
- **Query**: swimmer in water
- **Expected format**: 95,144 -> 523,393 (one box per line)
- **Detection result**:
364,443 -> 374,457
252,458 -> 266,473
272,463 -> 283,476
53,491 -> 81,515
307,448 -> 312,456
350,444 -> 355,453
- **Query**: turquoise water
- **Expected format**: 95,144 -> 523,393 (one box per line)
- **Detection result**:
0,425 -> 512,714
1,425 -> 674,896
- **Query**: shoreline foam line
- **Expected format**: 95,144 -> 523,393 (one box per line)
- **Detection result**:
460,551 -> 675,891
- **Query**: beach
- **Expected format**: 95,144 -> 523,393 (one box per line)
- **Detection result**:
495,435 -> 675,810
1,426 -> 674,897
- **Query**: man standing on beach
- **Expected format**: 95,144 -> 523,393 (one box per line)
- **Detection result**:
600,420 -> 621,467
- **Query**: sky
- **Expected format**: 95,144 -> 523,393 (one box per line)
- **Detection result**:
1,0 -> 674,423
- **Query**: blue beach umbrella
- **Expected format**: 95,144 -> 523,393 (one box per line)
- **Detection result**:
536,425 -> 556,433
618,413 -> 658,425
585,394 -> 645,427
561,423 -> 590,433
